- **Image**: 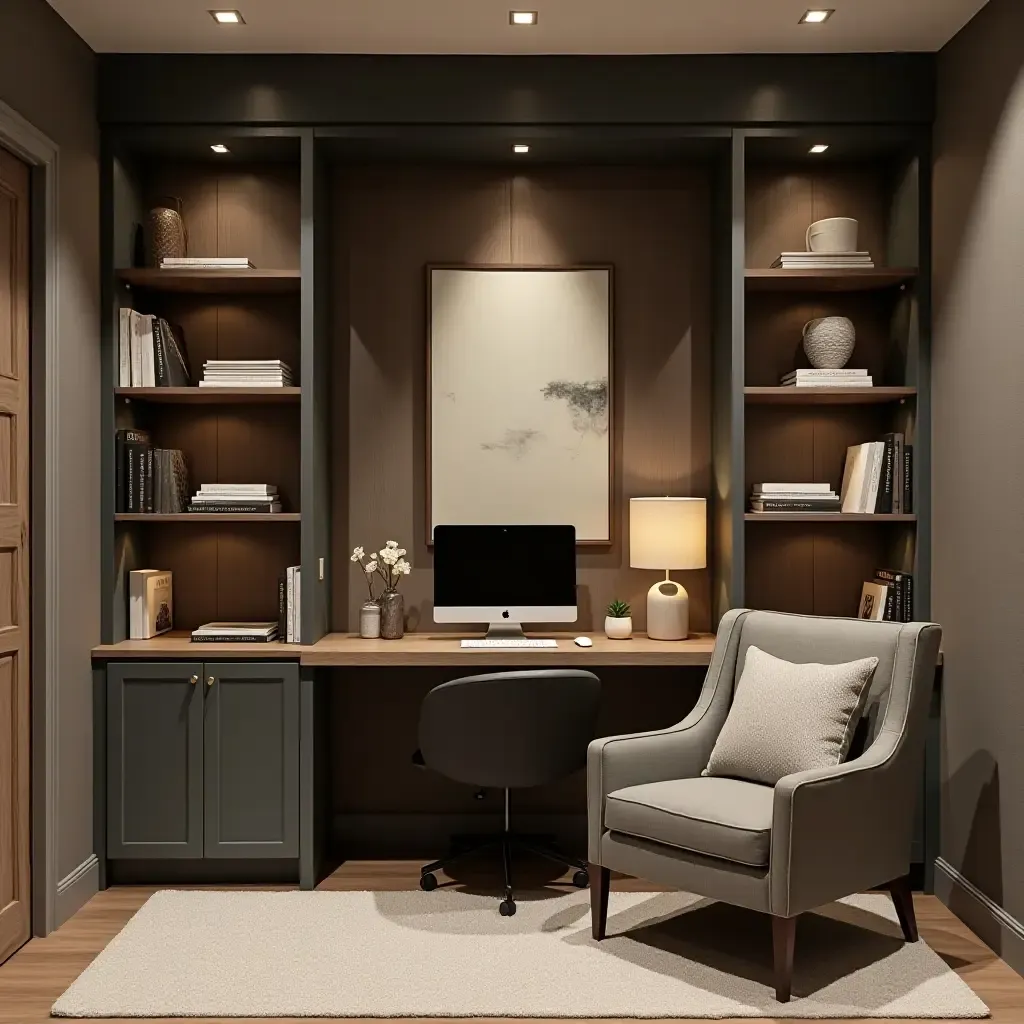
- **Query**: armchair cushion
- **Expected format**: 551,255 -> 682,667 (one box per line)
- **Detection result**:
605,777 -> 774,867
704,645 -> 878,786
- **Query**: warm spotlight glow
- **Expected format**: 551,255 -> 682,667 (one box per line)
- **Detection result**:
512,144 -> 530,154
800,9 -> 834,23
809,144 -> 829,154
509,11 -> 538,25
209,10 -> 244,24
210,144 -> 230,154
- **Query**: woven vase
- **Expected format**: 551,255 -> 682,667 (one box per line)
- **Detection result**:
147,199 -> 186,266
802,316 -> 856,369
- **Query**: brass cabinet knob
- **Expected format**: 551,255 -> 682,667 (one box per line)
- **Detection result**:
207,675 -> 215,687
190,674 -> 198,685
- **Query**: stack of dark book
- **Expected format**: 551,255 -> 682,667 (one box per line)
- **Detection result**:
115,429 -> 188,513
117,309 -> 191,387
840,434 -> 914,514
187,484 -> 282,514
749,483 -> 841,513
858,570 -> 915,622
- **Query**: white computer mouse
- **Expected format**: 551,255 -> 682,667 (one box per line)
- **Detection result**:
574,636 -> 593,648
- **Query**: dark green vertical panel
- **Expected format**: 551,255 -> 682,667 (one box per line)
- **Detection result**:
300,130 -> 332,643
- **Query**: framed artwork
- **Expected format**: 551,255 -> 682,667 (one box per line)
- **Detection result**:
428,265 -> 613,544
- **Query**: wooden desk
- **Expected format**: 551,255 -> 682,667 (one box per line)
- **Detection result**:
302,632 -> 716,668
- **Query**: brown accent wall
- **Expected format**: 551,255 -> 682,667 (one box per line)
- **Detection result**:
0,0 -> 99,926
331,165 -> 712,634
933,0 -> 1024,973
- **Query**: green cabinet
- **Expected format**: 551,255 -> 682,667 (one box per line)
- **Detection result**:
106,661 -> 299,861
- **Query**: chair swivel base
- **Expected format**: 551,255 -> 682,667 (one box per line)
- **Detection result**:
419,833 -> 589,916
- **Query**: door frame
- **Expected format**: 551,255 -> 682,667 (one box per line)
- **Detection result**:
0,98 -> 61,937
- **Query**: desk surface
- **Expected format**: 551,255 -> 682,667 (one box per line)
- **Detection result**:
92,631 -> 717,666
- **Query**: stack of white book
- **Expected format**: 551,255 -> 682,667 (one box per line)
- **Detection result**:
188,484 -> 282,514
200,360 -> 294,388
782,368 -> 873,387
771,252 -> 874,270
159,257 -> 255,270
749,483 -> 840,514
191,622 -> 278,643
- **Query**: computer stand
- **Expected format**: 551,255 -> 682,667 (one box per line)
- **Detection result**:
418,788 -> 590,916
485,621 -> 526,639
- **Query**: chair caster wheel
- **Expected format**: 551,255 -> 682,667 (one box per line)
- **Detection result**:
419,872 -> 438,892
499,899 -> 517,917
572,869 -> 590,889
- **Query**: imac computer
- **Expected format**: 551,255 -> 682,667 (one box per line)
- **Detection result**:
433,525 -> 577,647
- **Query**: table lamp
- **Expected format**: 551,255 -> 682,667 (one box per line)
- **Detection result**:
629,497 -> 707,641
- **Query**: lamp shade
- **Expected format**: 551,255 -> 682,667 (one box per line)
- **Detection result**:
629,497 -> 707,570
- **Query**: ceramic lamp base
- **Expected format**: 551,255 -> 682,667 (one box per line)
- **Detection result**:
647,576 -> 689,641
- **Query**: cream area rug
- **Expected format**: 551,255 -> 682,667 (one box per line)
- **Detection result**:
52,889 -> 989,1018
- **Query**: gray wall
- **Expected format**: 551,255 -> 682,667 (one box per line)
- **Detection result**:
933,0 -> 1024,973
0,0 -> 100,926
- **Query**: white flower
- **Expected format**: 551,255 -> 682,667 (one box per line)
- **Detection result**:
385,540 -> 399,549
395,559 -> 412,576
379,547 -> 399,565
364,560 -> 377,573
396,548 -> 407,557
350,546 -> 365,562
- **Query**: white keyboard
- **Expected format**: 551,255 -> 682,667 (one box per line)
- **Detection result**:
460,638 -> 558,649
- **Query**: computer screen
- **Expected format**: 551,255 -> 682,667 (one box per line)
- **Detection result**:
433,524 -> 577,625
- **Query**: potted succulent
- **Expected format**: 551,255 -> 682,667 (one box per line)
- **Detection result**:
604,599 -> 632,640
351,541 -> 412,639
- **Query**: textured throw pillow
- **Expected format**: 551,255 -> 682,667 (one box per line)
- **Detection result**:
704,645 -> 878,786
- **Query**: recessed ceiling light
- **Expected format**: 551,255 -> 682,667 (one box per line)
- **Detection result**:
799,9 -> 834,23
509,11 -> 538,25
210,144 -> 230,154
209,10 -> 244,24
513,144 -> 530,154
809,144 -> 829,154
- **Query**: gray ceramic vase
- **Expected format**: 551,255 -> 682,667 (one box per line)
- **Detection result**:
380,592 -> 405,640
802,316 -> 856,369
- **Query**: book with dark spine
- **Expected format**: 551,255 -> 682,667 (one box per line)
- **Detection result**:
876,435 -> 896,513
892,433 -> 904,514
278,576 -> 287,641
145,446 -> 154,513
186,503 -> 283,514
152,319 -> 169,387
116,427 -> 148,512
903,446 -> 914,514
750,499 -> 841,512
161,320 -> 192,386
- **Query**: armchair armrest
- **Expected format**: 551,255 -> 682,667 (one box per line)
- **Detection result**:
587,609 -> 749,861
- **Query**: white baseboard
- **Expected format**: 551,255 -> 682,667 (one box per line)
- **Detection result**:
935,856 -> 1024,977
55,854 -> 99,927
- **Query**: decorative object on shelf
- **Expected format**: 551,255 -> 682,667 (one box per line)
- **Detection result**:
802,316 -> 856,369
146,198 -> 186,266
629,497 -> 706,641
129,569 -> 173,639
428,266 -> 612,543
840,434 -> 911,514
359,601 -> 381,639
749,483 -> 840,514
806,216 -> 859,254
351,540 -> 412,640
604,600 -> 632,640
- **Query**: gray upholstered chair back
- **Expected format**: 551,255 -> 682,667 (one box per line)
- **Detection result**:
419,669 -> 601,789
733,610 -> 910,751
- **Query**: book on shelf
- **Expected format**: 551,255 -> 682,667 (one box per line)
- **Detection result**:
903,445 -> 914,513
840,436 -> 913,514
284,565 -> 301,643
749,483 -> 840,513
752,482 -> 833,494
116,432 -> 188,513
858,581 -> 889,621
874,569 -> 914,622
160,257 -> 256,269
771,251 -> 875,270
190,621 -> 278,643
187,502 -> 283,514
199,359 -> 294,388
781,368 -> 873,388
188,483 -> 282,514
118,309 -> 192,387
129,569 -> 173,639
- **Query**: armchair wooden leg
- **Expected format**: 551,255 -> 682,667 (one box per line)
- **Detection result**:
771,915 -> 797,1002
590,863 -> 610,940
886,874 -> 919,942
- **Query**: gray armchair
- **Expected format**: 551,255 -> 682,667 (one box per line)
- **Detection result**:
587,609 -> 941,1002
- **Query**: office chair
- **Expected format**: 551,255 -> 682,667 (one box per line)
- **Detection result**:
415,669 -> 602,916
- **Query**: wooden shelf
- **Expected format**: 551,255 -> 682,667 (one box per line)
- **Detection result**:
115,513 -> 301,523
744,387 -> 916,405
745,268 -> 918,292
745,513 -> 917,523
116,387 -> 301,404
92,632 -> 301,660
116,268 -> 301,294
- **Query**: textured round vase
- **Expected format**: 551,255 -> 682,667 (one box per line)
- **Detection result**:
604,616 -> 632,640
802,316 -> 856,369
147,201 -> 186,265
380,592 -> 405,640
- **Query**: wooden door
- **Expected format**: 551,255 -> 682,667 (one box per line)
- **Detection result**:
107,663 -> 205,859
0,146 -> 30,963
204,663 -> 299,858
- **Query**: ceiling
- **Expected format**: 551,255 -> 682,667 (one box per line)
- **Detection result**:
49,0 -> 989,54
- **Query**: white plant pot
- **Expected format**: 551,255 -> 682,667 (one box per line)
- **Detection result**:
604,615 -> 632,640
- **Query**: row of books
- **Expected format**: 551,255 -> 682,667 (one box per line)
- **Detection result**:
199,359 -> 294,388
749,483 -> 840,513
840,435 -> 913,514
115,429 -> 189,513
859,570 -> 915,622
782,368 -> 873,388
160,257 -> 256,270
279,566 -> 302,643
771,251 -> 875,269
117,310 -> 192,387
188,484 -> 283,514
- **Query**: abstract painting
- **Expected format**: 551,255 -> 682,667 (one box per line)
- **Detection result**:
428,266 -> 612,542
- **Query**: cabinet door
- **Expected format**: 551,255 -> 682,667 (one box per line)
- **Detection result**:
107,662 -> 204,858
203,662 -> 300,858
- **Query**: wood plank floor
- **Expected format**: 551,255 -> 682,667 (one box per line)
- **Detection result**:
1,860 -> 1021,1023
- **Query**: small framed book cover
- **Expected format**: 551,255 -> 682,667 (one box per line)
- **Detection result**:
858,581 -> 889,622
129,570 -> 173,639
